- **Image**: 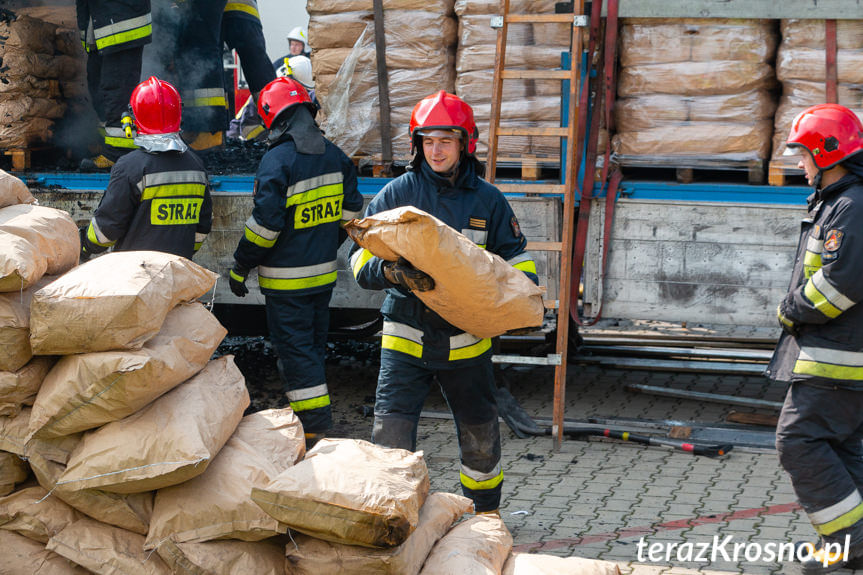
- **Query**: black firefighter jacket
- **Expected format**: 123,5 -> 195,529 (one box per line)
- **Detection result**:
767,173 -> 863,389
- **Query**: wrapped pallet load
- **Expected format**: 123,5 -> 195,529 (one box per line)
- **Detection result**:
285,492 -> 474,575
454,0 -> 570,161
29,251 -> 218,355
54,356 -> 249,494
145,408 -> 305,549
346,206 -> 545,338
0,9 -> 86,151
252,438 -> 430,548
308,0 -> 457,161
772,19 -> 863,166
613,19 -> 778,171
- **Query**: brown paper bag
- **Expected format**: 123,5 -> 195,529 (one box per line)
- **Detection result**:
156,537 -> 287,575
285,492 -> 473,575
0,451 -> 28,496
0,275 -> 54,372
145,407 -> 304,548
47,517 -> 172,575
0,529 -> 89,574
0,485 -> 81,543
347,207 -> 544,338
0,230 -> 46,293
29,302 -> 227,439
252,438 -> 429,548
0,357 -> 54,417
502,552 -> 622,574
418,515 -> 513,575
29,251 -> 218,355
56,356 -> 249,494
0,204 -> 79,276
0,169 -> 35,208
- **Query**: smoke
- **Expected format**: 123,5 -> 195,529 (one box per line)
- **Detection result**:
0,0 -> 75,8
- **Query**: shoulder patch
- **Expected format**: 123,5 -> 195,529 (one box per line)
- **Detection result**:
824,229 -> 843,252
511,216 -> 522,238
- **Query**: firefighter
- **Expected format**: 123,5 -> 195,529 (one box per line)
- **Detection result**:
229,77 -> 363,448
222,0 -> 276,98
80,77 -> 213,261
76,0 -> 152,169
349,91 -> 538,514
272,26 -> 310,70
769,103 -> 863,574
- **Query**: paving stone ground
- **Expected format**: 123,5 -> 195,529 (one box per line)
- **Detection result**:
319,353 -> 861,575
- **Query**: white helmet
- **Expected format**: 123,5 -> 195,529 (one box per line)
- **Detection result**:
287,26 -> 308,52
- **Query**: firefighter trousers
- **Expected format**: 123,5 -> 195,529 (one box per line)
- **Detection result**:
372,354 -> 503,512
776,382 -> 863,546
221,15 -> 275,96
86,46 -> 143,159
265,290 -> 332,434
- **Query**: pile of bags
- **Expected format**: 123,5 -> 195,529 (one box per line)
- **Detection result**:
0,6 -> 86,149
612,18 -> 778,164
308,0 -> 457,160
772,19 -> 863,164
454,0 -> 570,160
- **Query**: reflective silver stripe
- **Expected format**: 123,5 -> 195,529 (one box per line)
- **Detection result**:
259,260 -> 337,279
104,126 -> 128,137
93,14 -> 151,40
461,229 -> 488,245
342,208 -> 362,220
187,88 -> 225,99
450,332 -> 483,350
245,216 -> 280,241
349,249 -> 364,270
507,252 -> 533,266
138,170 -> 208,192
286,172 -> 343,200
461,461 -> 502,482
798,346 -> 863,367
285,383 -> 329,402
195,232 -> 207,243
382,321 -> 423,345
809,490 -> 863,526
90,218 -> 111,244
807,235 -> 824,252
811,270 -> 856,312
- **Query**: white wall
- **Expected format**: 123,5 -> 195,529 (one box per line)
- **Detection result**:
258,0 -> 309,63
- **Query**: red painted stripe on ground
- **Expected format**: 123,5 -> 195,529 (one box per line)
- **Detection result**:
513,501 -> 802,553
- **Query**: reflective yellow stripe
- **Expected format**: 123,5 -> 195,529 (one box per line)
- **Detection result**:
777,304 -> 796,330
244,226 -> 277,248
87,221 -> 114,247
193,242 -> 203,252
95,23 -> 152,51
514,260 -> 537,275
229,269 -> 246,282
290,395 -> 331,412
285,183 -> 343,208
104,135 -> 138,149
803,250 -> 822,279
351,248 -> 374,278
794,360 -> 863,380
804,280 -> 843,319
224,2 -> 260,17
187,96 -> 228,108
448,337 -> 492,361
141,183 -> 206,200
460,468 -> 504,491
151,198 -> 203,225
816,502 -> 863,536
257,271 -> 337,291
381,334 -> 423,358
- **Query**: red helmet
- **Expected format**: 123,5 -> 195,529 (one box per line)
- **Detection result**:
257,76 -> 315,129
130,77 -> 182,135
785,103 -> 863,169
409,91 -> 479,154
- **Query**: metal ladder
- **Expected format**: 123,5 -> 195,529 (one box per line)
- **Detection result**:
486,0 -> 588,448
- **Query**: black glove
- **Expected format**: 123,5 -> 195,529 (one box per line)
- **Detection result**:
229,264 -> 250,297
382,257 -> 435,292
777,301 -> 799,337
79,227 -> 92,263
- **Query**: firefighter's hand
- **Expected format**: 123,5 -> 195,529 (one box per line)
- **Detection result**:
229,264 -> 249,297
383,257 -> 435,292
79,227 -> 92,263
777,301 -> 799,337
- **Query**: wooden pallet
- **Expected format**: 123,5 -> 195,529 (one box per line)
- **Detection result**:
2,148 -> 33,171
617,155 -> 767,184
478,154 -> 561,180
767,159 -> 806,187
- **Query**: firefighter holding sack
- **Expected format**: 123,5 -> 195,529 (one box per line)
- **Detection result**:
768,103 -> 863,574
350,91 -> 538,514
80,77 -> 213,260
229,77 -> 363,448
